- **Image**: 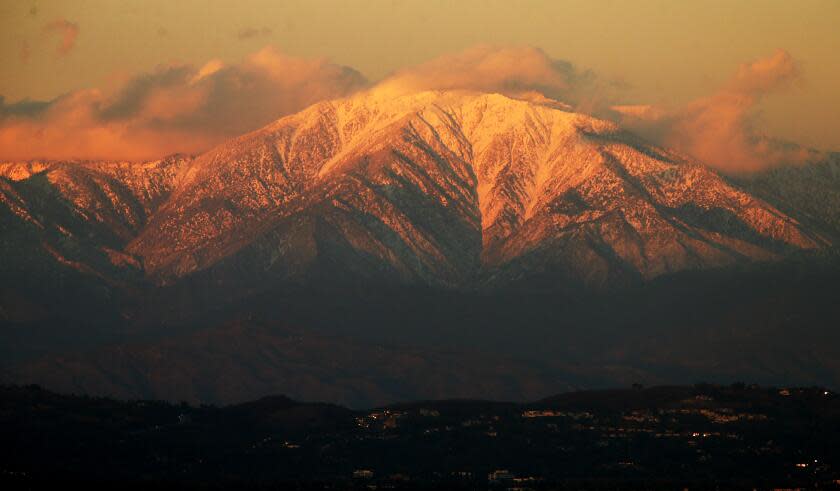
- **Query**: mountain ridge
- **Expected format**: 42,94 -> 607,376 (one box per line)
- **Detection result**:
2,91 -> 840,407
1,90 -> 837,289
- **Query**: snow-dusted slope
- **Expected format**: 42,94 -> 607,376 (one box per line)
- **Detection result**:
733,153 -> 840,242
1,156 -> 189,242
0,156 -> 190,284
117,89 -> 825,287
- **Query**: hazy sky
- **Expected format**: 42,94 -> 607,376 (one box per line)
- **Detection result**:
1,0 -> 838,156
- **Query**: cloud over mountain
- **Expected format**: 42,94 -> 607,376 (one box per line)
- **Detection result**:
375,45 -> 605,109
0,47 -> 366,161
615,49 -> 817,173
0,44 -> 816,170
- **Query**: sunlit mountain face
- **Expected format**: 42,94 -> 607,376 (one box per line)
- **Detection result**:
2,84 -> 839,408
2,2 -> 840,486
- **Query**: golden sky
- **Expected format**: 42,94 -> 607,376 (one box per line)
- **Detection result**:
1,0 -> 838,158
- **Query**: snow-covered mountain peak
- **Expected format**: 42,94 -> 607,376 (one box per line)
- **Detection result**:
1,89 -> 829,288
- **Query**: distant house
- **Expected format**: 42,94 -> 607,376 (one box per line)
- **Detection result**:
353,469 -> 374,479
488,469 -> 514,482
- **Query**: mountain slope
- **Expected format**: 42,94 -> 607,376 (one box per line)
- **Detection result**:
0,90 -> 832,293
125,90 -> 825,287
0,155 -> 189,269
2,90 -> 840,408
733,153 -> 840,241
0,156 -> 189,322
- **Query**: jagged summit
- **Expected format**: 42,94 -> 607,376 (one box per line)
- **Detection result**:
1,89 -> 829,290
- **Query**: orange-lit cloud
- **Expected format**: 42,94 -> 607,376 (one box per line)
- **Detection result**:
1,44 -> 819,170
375,45 -> 608,109
44,19 -> 79,56
615,49 -> 819,173
0,47 -> 366,161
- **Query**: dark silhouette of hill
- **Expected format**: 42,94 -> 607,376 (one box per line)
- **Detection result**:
2,384 -> 839,489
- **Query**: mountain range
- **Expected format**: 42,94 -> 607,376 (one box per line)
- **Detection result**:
2,88 -> 839,406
